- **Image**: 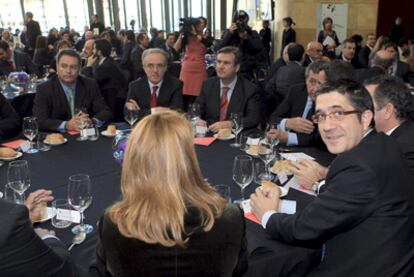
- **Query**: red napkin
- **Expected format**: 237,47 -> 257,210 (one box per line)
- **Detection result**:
2,139 -> 26,149
194,137 -> 216,146
67,130 -> 80,135
244,212 -> 261,225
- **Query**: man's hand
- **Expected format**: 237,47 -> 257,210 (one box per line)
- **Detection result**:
229,23 -> 238,33
34,228 -> 56,239
250,187 -> 280,224
126,99 -> 140,111
86,55 -> 98,67
66,117 -> 80,131
290,160 -> 328,190
208,121 -> 232,133
25,189 -> 53,223
266,129 -> 288,144
196,118 -> 207,127
285,117 -> 315,134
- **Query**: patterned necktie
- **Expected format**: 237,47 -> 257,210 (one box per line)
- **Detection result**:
150,86 -> 158,108
220,87 -> 230,121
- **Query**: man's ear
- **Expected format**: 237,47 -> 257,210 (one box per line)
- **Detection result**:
361,110 -> 373,130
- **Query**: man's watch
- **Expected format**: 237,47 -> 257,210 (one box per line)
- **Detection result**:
312,181 -> 319,192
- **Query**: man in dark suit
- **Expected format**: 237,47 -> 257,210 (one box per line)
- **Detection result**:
90,14 -> 105,36
358,33 -> 376,68
265,43 -> 305,109
264,43 -> 289,84
354,49 -> 390,84
303,41 -> 325,67
251,80 -> 414,276
0,40 -> 14,76
337,38 -> 362,69
161,33 -> 180,62
195,46 -> 261,132
33,49 -> 112,131
127,48 -> 183,111
267,61 -> 326,147
24,12 -> 41,56
130,33 -> 149,81
382,42 -> 414,86
0,93 -> 20,140
0,190 -> 74,276
365,75 -> 414,176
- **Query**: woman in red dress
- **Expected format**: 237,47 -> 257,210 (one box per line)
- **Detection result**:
175,17 -> 212,110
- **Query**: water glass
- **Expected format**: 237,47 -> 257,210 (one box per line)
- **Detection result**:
52,199 -> 72,228
4,183 -> 22,203
232,155 -> 253,202
7,160 -> 31,204
68,174 -> 93,234
213,184 -> 231,203
23,117 -> 39,154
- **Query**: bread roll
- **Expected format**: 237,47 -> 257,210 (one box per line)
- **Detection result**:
0,147 -> 18,157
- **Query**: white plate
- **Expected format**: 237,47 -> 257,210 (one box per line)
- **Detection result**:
44,138 -> 68,146
101,130 -> 121,138
34,207 -> 53,223
0,151 -> 23,161
213,134 -> 235,141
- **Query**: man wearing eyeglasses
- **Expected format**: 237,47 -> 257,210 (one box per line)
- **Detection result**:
251,80 -> 414,276
126,48 -> 183,112
33,49 -> 112,131
266,61 -> 326,147
303,41 -> 327,67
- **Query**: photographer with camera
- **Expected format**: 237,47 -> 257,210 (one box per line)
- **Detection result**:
175,16 -> 213,109
215,10 -> 263,80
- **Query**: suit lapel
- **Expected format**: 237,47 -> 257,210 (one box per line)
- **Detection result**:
212,78 -> 221,119
227,78 -> 243,117
158,76 -> 170,105
55,78 -> 72,118
74,78 -> 86,111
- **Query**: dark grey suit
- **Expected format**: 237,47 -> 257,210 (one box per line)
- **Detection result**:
0,93 -> 20,140
390,120 -> 414,177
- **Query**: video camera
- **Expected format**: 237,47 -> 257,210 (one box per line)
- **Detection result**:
232,10 -> 249,33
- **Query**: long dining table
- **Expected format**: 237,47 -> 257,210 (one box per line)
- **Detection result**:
0,127 -> 335,277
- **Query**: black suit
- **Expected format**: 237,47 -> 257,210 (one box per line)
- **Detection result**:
195,76 -> 261,129
264,57 -> 286,84
0,200 -> 74,276
390,120 -> 414,177
127,75 -> 183,111
90,204 -> 247,276
395,60 -> 414,86
0,93 -> 20,139
337,54 -> 363,69
0,59 -> 12,77
33,75 -> 112,131
269,84 -> 322,147
265,62 -> 305,108
130,45 -> 145,81
25,19 -> 41,50
265,131 -> 414,276
358,46 -> 371,68
354,66 -> 386,84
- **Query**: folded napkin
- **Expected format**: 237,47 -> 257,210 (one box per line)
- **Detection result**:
67,130 -> 80,135
2,139 -> 26,149
194,137 -> 216,146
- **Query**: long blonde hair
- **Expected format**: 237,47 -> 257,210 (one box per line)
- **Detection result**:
108,110 -> 225,247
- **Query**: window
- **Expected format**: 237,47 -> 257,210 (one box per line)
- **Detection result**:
67,0 -> 89,33
0,1 -> 24,31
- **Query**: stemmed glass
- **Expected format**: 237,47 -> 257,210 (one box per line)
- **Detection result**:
68,174 -> 93,234
23,117 -> 39,154
232,155 -> 253,203
230,113 -> 243,148
258,139 -> 276,181
75,107 -> 89,141
123,103 -> 139,128
265,123 -> 280,149
7,160 -> 31,204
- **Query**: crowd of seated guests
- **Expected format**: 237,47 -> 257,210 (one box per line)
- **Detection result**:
1,11 -> 414,276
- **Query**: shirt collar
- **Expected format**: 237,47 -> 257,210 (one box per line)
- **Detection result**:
148,79 -> 163,90
59,79 -> 76,95
220,76 -> 237,91
98,57 -> 106,66
385,124 -> 401,135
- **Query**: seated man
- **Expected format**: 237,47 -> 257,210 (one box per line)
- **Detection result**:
33,49 -> 112,131
195,46 -> 261,132
303,41 -> 327,67
0,93 -> 20,140
0,40 -> 14,77
251,80 -> 414,276
365,75 -> 414,176
0,190 -> 74,276
267,61 -> 326,147
354,49 -> 392,84
336,38 -> 362,69
126,48 -> 183,111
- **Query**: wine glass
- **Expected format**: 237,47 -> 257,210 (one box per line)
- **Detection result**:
265,122 -> 280,149
23,117 -> 39,154
230,113 -> 243,148
68,174 -> 93,234
75,107 -> 89,141
123,103 -> 139,128
258,139 -> 276,181
232,155 -> 253,203
7,160 -> 31,204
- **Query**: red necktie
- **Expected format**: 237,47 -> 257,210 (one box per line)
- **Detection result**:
220,87 -> 230,121
150,86 -> 158,108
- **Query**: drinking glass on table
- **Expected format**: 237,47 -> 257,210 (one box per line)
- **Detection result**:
7,160 -> 31,204
75,107 -> 89,141
68,174 -> 93,234
265,122 -> 280,149
230,113 -> 243,148
124,102 -> 139,128
23,117 -> 39,154
232,155 -> 253,204
258,139 -> 276,181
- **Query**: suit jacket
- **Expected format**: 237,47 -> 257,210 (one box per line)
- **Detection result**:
266,131 -> 414,277
0,93 -> 20,139
25,20 -> 41,49
269,84 -> 322,147
265,62 -> 305,108
395,60 -> 414,86
354,66 -> 386,84
336,54 -> 363,69
81,57 -> 126,91
195,76 -> 261,129
390,120 -> 414,177
264,57 -> 286,84
358,46 -> 371,68
89,204 -> 247,277
127,75 -> 183,111
0,200 -> 74,276
33,75 -> 113,131
0,59 -> 12,77
130,45 -> 145,81
119,40 -> 135,71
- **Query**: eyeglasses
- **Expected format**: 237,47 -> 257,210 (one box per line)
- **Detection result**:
144,63 -> 166,70
312,110 -> 360,123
